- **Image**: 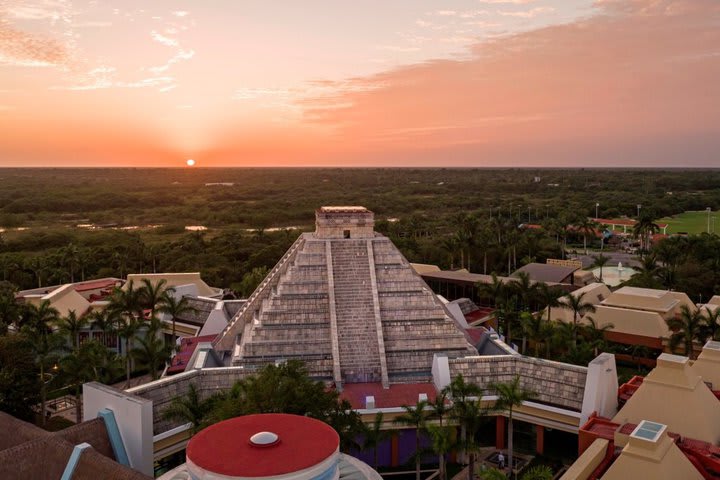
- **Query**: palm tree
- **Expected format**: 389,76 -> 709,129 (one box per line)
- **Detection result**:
140,278 -> 168,318
441,236 -> 459,270
57,310 -> 89,351
510,271 -> 537,312
667,305 -> 704,359
429,390 -> 450,427
162,383 -> 211,434
158,290 -> 197,349
444,374 -> 481,474
536,283 -> 561,323
108,282 -> 144,386
453,397 -> 486,480
362,412 -> 391,469
88,309 -> 119,348
700,306 -> 720,342
590,253 -> 611,283
633,214 -> 660,252
425,424 -> 454,480
576,218 -> 598,255
583,316 -> 614,356
23,301 -> 63,427
560,291 -> 597,347
60,343 -> 98,423
520,311 -> 554,357
477,273 -> 505,308
394,400 -> 429,480
491,376 -> 536,479
131,319 -> 173,380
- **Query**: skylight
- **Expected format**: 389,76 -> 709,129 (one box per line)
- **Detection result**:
631,420 -> 666,443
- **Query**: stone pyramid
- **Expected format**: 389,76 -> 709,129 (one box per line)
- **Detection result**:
213,207 -> 475,388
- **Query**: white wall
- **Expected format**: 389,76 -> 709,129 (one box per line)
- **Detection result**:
83,382 -> 154,476
580,353 -> 619,426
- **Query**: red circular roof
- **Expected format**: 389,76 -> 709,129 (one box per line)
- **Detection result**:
187,413 -> 339,477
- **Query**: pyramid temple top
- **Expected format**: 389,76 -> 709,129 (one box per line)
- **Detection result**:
315,206 -> 375,239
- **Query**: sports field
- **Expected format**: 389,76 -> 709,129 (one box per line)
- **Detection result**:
659,210 -> 719,234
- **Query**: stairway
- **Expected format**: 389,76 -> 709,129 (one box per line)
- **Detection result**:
330,240 -> 382,383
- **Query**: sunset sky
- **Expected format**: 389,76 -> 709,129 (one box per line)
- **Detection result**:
1,0 -> 718,167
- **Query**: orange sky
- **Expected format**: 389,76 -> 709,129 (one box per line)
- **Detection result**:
1,0 -> 719,167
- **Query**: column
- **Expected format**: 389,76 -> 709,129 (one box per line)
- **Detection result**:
495,416 -> 506,450
536,425 -> 545,455
391,433 -> 399,467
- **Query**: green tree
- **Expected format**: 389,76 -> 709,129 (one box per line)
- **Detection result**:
521,465 -> 553,480
22,302 -> 65,427
700,306 -> 720,342
443,374 -> 484,479
590,253 -> 611,283
108,283 -> 146,386
575,217 -> 598,255
0,281 -> 20,334
131,319 -> 172,380
60,342 -> 99,423
163,383 -> 213,434
57,310 -> 89,351
479,468 -> 507,480
491,376 -> 536,478
159,290 -> 197,349
362,412 -> 391,469
239,266 -> 269,297
429,390 -> 450,427
139,278 -> 168,317
633,214 -> 660,252
0,335 -> 39,421
394,400 -> 429,480
536,283 -> 561,323
425,424 -> 454,480
560,291 -> 597,347
667,305 -> 704,359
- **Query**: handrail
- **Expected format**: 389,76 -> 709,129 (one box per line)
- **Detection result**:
214,234 -> 305,348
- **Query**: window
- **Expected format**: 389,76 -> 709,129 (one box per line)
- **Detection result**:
343,229 -> 351,238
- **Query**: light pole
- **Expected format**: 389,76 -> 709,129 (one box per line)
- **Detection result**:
528,206 -> 531,224
707,207 -> 712,234
637,204 -> 642,218
595,202 -> 599,219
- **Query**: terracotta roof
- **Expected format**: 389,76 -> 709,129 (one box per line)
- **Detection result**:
167,334 -> 216,374
72,279 -> 121,293
339,382 -> 437,409
186,414 -> 339,477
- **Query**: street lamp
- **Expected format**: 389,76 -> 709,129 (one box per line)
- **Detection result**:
707,207 -> 712,234
595,202 -> 600,219
637,204 -> 642,218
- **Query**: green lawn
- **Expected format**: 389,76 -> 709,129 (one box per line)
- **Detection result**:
659,210 -> 719,234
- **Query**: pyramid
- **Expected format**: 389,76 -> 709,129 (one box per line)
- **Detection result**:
213,207 -> 475,388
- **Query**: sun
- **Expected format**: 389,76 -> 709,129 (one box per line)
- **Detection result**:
186,159 -> 196,167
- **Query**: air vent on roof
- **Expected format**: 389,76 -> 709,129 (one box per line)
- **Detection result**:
630,420 -> 666,443
418,393 -> 428,402
365,396 -> 376,409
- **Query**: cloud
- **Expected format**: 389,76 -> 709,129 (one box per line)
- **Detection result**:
435,10 -> 457,16
296,0 -> 720,166
0,22 -> 70,67
172,11 -> 189,17
498,7 -> 555,17
151,30 -> 178,47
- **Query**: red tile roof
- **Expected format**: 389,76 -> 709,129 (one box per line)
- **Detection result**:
187,414 -> 338,477
465,307 -> 494,325
72,279 -> 121,292
339,382 -> 437,409
166,334 -> 216,375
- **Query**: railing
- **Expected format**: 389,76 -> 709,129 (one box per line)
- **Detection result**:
214,234 -> 306,348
